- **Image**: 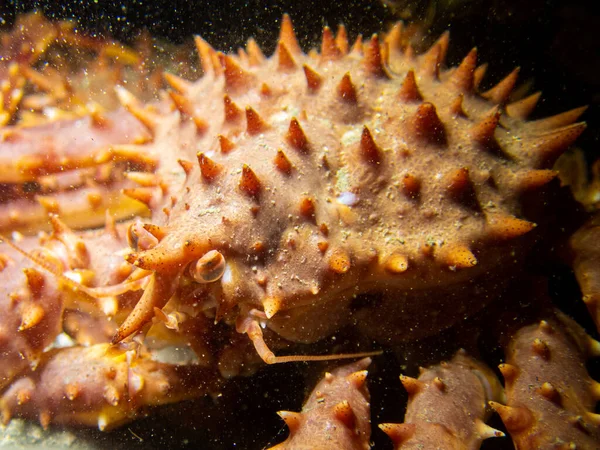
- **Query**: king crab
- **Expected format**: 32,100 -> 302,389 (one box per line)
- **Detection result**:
0,11 -> 599,449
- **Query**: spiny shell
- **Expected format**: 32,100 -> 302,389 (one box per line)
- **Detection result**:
116,15 -> 586,346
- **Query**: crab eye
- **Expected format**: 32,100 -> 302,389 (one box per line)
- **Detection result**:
127,221 -> 158,251
189,250 -> 226,283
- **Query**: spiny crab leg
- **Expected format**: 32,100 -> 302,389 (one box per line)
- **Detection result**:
380,350 -> 505,448
0,236 -> 64,392
269,357 -> 372,449
0,232 -> 97,298
490,311 -> 600,449
0,343 -> 220,431
0,231 -> 150,304
0,217 -> 159,347
0,216 -> 151,399
571,213 -> 600,333
0,217 -> 192,347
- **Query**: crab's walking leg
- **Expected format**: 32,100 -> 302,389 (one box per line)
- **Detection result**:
490,311 -> 600,449
0,343 -> 221,430
0,236 -> 63,391
268,357 -> 372,450
0,109 -> 152,234
380,350 -> 504,449
571,213 -> 600,333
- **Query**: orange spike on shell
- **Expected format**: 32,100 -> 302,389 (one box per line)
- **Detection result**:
450,48 -> 477,93
364,34 -> 387,78
337,73 -> 358,104
335,24 -> 349,55
239,164 -> 261,197
287,118 -> 309,152
218,53 -> 253,92
303,64 -> 322,92
277,43 -> 296,71
360,126 -> 381,164
506,91 -> 541,119
481,67 -> 520,104
197,153 -> 221,181
398,70 -> 423,102
245,107 -> 268,135
223,95 -> 242,123
279,14 -> 301,55
529,122 -> 586,166
471,106 -> 501,146
528,106 -> 588,133
218,134 -> 235,154
485,214 -> 536,240
321,26 -> 342,61
412,102 -> 446,145
274,149 -> 293,174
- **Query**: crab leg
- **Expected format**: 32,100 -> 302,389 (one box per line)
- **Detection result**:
0,111 -> 149,184
0,235 -> 64,391
571,213 -> 600,333
380,350 -> 504,449
490,311 -> 600,449
0,105 -> 158,233
269,357 -> 372,449
0,215 -> 146,388
0,12 -> 156,127
0,343 -> 221,431
0,183 -> 150,234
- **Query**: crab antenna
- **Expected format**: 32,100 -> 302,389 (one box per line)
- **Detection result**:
237,315 -> 382,364
0,233 -> 147,301
0,233 -> 97,296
